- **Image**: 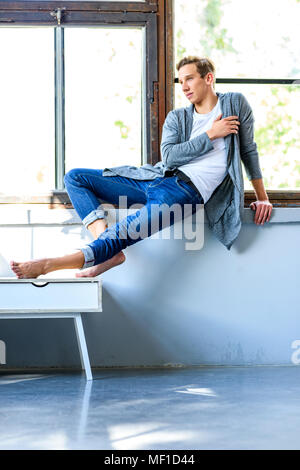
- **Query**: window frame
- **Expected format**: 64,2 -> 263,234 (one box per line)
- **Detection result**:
174,76 -> 300,207
2,1 -> 297,207
0,0 -> 168,204
220,80 -> 300,206
172,0 -> 300,207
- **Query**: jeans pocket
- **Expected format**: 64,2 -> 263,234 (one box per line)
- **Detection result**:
149,177 -> 165,188
175,177 -> 198,200
146,178 -> 166,197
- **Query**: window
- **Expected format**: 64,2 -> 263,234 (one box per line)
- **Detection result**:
174,0 -> 300,202
64,27 -> 143,173
0,27 -> 55,196
0,1 -> 161,199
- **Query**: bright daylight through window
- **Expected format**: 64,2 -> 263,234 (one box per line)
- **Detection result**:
174,0 -> 300,190
64,28 -> 142,174
0,28 -> 55,196
0,25 -> 142,196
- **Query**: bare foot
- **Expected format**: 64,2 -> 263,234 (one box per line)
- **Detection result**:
10,259 -> 48,279
76,251 -> 126,278
10,251 -> 85,279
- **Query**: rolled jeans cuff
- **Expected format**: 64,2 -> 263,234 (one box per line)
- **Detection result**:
80,246 -> 95,269
82,208 -> 106,228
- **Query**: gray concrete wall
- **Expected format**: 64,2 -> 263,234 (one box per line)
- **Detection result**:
0,205 -> 299,368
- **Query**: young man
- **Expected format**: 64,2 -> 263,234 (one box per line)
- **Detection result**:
10,56 -> 272,279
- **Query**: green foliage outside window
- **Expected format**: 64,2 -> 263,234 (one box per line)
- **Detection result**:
175,0 -> 300,190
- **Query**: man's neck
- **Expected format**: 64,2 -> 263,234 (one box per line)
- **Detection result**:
194,92 -> 218,114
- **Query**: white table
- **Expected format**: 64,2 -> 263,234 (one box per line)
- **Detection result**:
0,278 -> 102,381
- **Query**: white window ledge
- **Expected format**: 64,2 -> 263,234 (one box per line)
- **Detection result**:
0,206 -> 300,226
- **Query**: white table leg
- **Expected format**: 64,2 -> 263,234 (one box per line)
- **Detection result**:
74,313 -> 93,381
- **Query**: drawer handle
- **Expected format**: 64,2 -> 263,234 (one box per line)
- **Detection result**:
31,282 -> 49,288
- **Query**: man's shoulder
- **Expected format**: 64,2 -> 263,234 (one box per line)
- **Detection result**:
169,105 -> 190,115
220,91 -> 245,104
163,107 -> 186,128
167,104 -> 192,121
166,93 -> 249,120
220,92 -> 252,114
170,93 -> 246,111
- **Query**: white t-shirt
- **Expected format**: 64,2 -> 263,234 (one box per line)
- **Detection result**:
179,99 -> 228,204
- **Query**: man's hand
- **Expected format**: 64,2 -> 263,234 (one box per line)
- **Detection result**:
206,114 -> 240,140
250,200 -> 273,225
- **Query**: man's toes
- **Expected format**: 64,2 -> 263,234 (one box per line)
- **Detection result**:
9,262 -> 25,278
75,272 -> 85,278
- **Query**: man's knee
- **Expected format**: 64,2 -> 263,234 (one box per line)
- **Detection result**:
64,168 -> 82,186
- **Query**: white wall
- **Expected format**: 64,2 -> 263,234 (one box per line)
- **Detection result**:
0,206 -> 299,368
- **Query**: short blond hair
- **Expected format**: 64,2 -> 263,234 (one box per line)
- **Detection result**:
176,56 -> 216,88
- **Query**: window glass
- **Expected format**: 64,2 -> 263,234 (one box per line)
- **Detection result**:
175,83 -> 300,190
174,0 -> 300,190
174,0 -> 300,79
0,27 -> 55,195
64,27 -> 142,172
220,84 -> 300,190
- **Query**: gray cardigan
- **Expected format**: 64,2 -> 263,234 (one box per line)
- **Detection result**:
103,92 -> 263,250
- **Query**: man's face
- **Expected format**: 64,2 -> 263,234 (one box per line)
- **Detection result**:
178,63 -> 213,104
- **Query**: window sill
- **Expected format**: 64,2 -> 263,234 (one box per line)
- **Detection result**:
0,205 -> 300,226
0,192 -> 72,208
1,190 -> 300,208
244,190 -> 300,207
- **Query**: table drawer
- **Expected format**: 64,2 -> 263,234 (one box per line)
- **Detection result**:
0,278 -> 102,313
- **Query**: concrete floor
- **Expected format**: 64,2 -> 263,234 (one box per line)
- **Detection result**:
0,366 -> 299,450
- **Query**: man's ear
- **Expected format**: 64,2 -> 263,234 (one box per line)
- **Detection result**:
204,72 -> 213,85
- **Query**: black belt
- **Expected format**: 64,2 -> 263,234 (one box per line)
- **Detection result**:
166,169 -> 201,197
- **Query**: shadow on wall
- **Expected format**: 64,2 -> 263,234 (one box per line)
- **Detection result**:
85,285 -> 177,367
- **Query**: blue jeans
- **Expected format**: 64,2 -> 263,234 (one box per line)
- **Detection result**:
64,168 -> 203,268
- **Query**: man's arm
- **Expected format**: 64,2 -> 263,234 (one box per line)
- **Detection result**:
161,110 -> 241,169
160,110 -> 214,169
237,94 -> 273,225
